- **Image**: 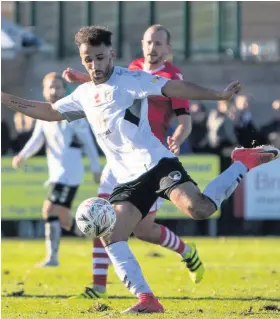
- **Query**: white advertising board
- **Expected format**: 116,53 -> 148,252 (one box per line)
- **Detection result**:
244,159 -> 280,220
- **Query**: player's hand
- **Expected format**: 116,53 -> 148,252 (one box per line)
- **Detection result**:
62,68 -> 88,83
93,172 -> 101,184
222,81 -> 241,100
12,155 -> 24,169
167,136 -> 180,156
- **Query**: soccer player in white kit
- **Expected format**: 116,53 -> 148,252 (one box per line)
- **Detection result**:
63,25 -> 201,301
2,27 -> 278,313
12,72 -> 101,267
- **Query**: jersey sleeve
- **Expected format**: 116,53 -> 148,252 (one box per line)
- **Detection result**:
19,120 -> 45,159
53,86 -> 86,122
171,72 -> 190,116
134,71 -> 169,99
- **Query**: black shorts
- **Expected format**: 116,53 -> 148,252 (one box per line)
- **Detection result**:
47,183 -> 79,209
109,157 -> 196,218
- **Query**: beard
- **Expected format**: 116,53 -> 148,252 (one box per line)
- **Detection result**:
147,53 -> 164,65
48,95 -> 63,103
91,62 -> 113,84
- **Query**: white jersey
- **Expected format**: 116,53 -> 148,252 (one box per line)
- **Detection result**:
19,119 -> 101,186
54,66 -> 175,184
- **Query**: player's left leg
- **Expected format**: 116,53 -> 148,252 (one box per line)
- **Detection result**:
134,200 -> 204,284
168,145 -> 279,221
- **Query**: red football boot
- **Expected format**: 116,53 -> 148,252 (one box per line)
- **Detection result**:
231,145 -> 279,170
121,295 -> 164,314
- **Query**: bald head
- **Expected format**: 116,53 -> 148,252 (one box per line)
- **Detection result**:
42,72 -> 66,103
144,24 -> 171,45
142,24 -> 171,68
42,72 -> 66,88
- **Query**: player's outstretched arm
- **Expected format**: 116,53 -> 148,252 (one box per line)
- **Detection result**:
1,92 -> 64,121
62,68 -> 90,84
162,80 -> 241,101
12,121 -> 45,169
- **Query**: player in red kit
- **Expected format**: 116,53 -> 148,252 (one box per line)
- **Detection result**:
128,57 -> 190,150
63,25 -> 204,299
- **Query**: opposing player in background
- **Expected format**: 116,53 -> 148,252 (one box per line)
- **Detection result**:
12,73 -> 101,267
63,25 -> 200,299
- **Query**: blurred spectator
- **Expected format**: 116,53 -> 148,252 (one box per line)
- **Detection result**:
1,120 -> 12,155
206,100 -> 237,154
261,99 -> 280,148
233,95 -> 266,147
188,103 -> 208,153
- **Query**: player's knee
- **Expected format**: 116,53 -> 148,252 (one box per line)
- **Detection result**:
134,222 -> 157,241
102,202 -> 141,246
180,204 -> 206,220
133,228 -> 147,241
187,208 -> 208,220
185,194 -> 216,220
42,202 -> 59,220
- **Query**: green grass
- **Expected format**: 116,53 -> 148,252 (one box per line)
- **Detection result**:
2,237 -> 280,319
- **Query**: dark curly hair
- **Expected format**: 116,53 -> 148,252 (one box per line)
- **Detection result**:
75,26 -> 112,48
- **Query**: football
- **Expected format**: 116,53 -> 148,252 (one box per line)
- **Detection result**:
75,197 -> 116,238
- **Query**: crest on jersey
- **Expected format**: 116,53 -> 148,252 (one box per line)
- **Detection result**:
168,171 -> 182,182
152,75 -> 160,83
104,89 -> 114,102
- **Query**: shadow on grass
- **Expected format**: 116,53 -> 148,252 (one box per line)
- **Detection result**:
2,294 -> 280,302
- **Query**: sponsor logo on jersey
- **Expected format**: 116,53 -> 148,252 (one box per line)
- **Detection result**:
97,129 -> 112,139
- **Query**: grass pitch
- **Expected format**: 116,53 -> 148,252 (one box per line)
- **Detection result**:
2,237 -> 280,319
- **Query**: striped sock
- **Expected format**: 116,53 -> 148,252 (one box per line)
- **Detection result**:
92,238 -> 109,291
159,225 -> 190,256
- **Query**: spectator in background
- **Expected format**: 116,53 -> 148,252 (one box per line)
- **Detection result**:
1,120 -> 11,155
188,103 -> 208,153
206,100 -> 237,155
233,95 -> 265,147
261,99 -> 280,148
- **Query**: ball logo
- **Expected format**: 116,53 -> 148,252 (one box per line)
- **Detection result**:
78,214 -> 89,222
100,211 -> 107,226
